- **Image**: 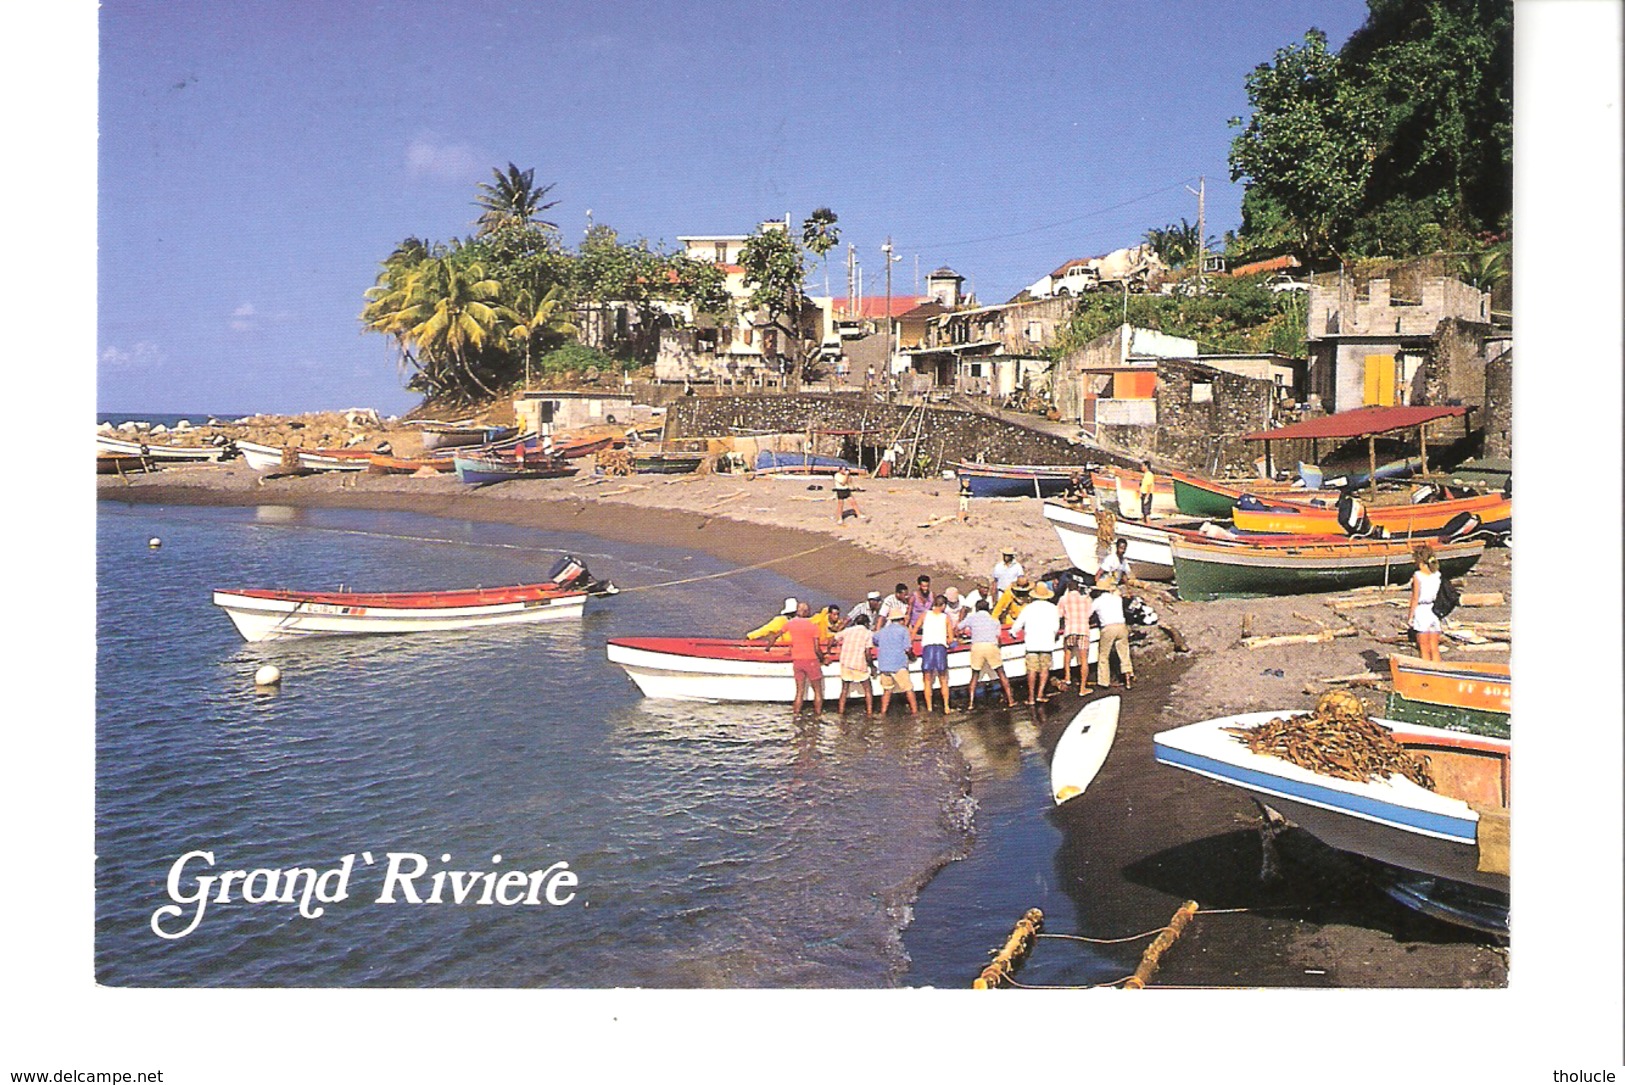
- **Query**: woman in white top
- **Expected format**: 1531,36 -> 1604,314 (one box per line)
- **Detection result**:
1408,543 -> 1443,662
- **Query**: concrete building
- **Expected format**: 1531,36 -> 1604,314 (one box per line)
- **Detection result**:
513,390 -> 636,435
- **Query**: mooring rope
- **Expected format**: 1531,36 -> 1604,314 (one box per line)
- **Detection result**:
613,539 -> 845,594
1037,926 -> 1172,945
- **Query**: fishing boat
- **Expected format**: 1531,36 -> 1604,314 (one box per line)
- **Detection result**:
424,429 -> 539,460
1386,656 -> 1510,739
1041,502 -> 1341,581
633,451 -> 707,474
1165,468 -> 1306,518
1152,711 -> 1509,901
365,453 -> 456,474
235,440 -> 370,472
1299,456 -> 1421,491
553,434 -> 616,459
96,434 -> 227,462
1094,469 -> 1178,516
1230,491 -> 1511,538
213,556 -> 615,642
452,453 -> 578,484
754,449 -> 862,473
97,452 -> 155,475
952,461 -> 1085,499
415,423 -> 518,451
605,629 -> 1096,703
1169,535 -> 1485,601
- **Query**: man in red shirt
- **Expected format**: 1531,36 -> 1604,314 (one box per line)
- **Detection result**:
783,601 -> 831,714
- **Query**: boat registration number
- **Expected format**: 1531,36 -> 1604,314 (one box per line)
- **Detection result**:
302,603 -> 366,615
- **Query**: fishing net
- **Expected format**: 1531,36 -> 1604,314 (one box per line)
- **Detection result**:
1224,691 -> 1435,790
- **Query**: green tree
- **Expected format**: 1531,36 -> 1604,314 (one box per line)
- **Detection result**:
502,284 -> 577,390
740,223 -> 812,390
801,207 -> 841,294
1228,29 -> 1384,261
475,162 -> 560,236
1143,218 -> 1216,269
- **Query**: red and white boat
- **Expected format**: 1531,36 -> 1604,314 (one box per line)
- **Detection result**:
605,630 -> 1097,703
215,557 -> 617,641
235,440 -> 371,473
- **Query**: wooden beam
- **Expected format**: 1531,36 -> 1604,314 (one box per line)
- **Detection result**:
1367,435 -> 1378,493
1419,422 -> 1429,475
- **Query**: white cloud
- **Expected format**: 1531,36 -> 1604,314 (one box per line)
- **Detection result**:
406,134 -> 485,182
99,341 -> 163,369
230,302 -> 257,332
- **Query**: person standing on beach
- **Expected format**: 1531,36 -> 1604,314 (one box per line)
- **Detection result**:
1408,543 -> 1444,662
992,549 -> 1025,594
1010,582 -> 1061,704
1055,574 -> 1093,691
916,595 -> 954,713
783,602 -> 830,714
833,467 -> 860,523
835,613 -> 877,715
1139,461 -> 1156,520
960,600 -> 1015,708
878,444 -> 897,479
747,597 -> 799,644
1092,576 -> 1133,689
871,614 -> 918,715
958,473 -> 972,521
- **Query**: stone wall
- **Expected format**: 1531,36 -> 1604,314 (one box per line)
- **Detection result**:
1482,346 -> 1513,459
1092,359 -> 1276,475
664,394 -> 1138,474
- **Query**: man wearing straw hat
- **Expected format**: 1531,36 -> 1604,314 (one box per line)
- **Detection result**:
1092,575 -> 1133,689
1009,581 -> 1062,705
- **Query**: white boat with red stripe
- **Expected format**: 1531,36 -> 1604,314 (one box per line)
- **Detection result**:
605,630 -> 1097,703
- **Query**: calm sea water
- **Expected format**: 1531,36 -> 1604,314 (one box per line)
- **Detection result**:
97,501 -> 1133,988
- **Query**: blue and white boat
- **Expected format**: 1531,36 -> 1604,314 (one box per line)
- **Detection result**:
753,449 -> 860,473
1297,456 -> 1421,491
1152,711 -> 1509,899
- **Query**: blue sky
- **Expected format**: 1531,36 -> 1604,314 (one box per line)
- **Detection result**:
98,0 -> 1372,414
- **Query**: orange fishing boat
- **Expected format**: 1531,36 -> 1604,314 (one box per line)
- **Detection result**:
1231,492 -> 1511,537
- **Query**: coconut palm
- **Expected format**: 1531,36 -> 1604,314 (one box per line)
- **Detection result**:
406,257 -> 509,398
475,163 -> 560,236
801,207 -> 840,295
502,284 -> 577,390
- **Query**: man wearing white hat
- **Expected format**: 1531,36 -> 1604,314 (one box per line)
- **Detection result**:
747,597 -> 800,645
992,549 -> 1025,594
847,590 -> 886,627
1009,581 -> 1061,705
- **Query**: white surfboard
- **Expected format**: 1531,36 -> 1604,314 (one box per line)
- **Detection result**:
1050,695 -> 1122,805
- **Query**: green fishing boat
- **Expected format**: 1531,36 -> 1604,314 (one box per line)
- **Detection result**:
1169,536 -> 1485,601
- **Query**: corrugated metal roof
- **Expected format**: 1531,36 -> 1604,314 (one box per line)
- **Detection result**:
1242,405 -> 1471,442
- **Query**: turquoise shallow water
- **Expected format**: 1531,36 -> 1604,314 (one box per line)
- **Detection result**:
96,503 -> 975,987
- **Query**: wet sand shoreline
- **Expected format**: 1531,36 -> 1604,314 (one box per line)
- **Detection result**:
99,463 -> 1510,987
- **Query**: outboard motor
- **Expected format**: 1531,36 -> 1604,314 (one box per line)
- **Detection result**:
548,555 -> 619,596
1438,511 -> 1482,542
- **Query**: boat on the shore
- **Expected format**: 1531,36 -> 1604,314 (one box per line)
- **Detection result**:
754,449 -> 862,473
97,451 -> 156,475
1299,456 -> 1421,491
214,555 -> 615,641
605,629 -> 1097,702
1386,656 -> 1510,739
1152,711 -> 1509,902
97,434 -> 228,462
1169,535 -> 1485,601
1230,491 -> 1511,538
366,453 -> 456,474
1041,501 -> 1342,581
1097,469 -> 1179,516
452,453 -> 578,484
235,440 -> 371,473
953,461 -> 1086,499
1166,468 -> 1306,518
633,451 -> 708,474
415,423 -> 518,451
554,434 -> 616,459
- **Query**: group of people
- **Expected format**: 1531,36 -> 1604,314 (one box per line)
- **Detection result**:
746,546 -> 1139,715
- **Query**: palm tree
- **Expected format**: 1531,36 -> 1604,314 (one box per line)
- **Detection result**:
1458,247 -> 1508,294
475,163 -> 560,236
408,257 -> 509,398
801,207 -> 840,295
502,284 -> 577,390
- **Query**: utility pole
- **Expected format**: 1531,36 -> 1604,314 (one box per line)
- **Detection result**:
882,238 -> 895,373
1196,175 -> 1207,294
846,244 -> 856,322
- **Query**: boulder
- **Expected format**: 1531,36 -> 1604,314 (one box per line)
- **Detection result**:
117,421 -> 139,433
175,419 -> 192,430
150,424 -> 168,436
97,421 -> 114,433
344,407 -> 381,428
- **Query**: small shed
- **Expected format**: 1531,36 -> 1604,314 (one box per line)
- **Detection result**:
513,390 -> 636,434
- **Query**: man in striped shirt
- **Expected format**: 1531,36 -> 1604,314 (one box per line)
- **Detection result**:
1054,576 -> 1093,691
835,613 -> 876,715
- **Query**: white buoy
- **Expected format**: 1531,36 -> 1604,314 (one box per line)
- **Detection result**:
148,537 -> 162,549
254,664 -> 282,688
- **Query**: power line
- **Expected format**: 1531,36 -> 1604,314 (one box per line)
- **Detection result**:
924,178 -> 1201,249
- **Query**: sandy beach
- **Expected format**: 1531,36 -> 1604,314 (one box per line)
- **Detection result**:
99,461 -> 1511,987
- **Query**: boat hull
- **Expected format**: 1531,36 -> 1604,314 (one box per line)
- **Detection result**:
1385,656 -> 1511,738
953,462 -> 1079,499
1169,471 -> 1241,517
452,456 -> 577,484
1153,711 -> 1508,894
1169,537 -> 1484,601
606,632 -> 1097,703
235,441 -> 369,473
213,587 -> 585,642
633,454 -> 706,474
1042,502 -> 1177,580
1232,494 -> 1511,538
97,435 -> 225,462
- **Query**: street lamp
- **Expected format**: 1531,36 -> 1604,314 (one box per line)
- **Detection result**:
882,239 -> 901,380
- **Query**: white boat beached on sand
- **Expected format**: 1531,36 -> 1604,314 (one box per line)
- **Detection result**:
214,583 -> 587,641
606,630 -> 1098,703
235,440 -> 371,473
1152,711 -> 1509,897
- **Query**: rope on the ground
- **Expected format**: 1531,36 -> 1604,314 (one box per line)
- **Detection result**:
1037,926 -> 1172,945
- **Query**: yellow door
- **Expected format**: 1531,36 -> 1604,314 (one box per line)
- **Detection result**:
1363,354 -> 1396,405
